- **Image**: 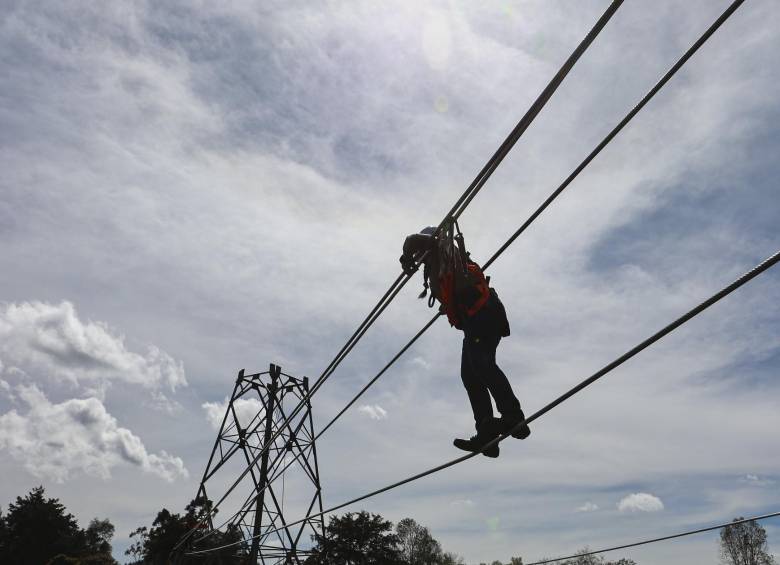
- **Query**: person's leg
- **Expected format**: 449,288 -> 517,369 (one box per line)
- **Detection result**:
469,336 -> 531,439
456,336 -> 501,458
460,336 -> 494,430
469,336 -> 521,415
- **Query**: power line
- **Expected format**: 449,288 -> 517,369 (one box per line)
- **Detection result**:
525,511 -> 780,565
315,313 -> 441,440
311,0 -> 749,445
177,1 -> 623,545
483,0 -> 746,270
187,247 -> 780,555
197,271 -> 412,529
444,0 -> 625,222
181,1 -> 751,550
197,314 -> 442,541
215,0 -> 623,496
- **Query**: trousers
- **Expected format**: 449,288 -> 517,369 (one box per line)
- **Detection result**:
460,334 -> 522,430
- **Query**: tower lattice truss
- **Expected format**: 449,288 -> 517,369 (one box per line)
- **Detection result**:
196,364 -> 324,564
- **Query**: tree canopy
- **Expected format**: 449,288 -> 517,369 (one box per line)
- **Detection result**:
304,512 -> 466,565
396,517 -> 444,565
126,495 -> 245,564
0,486 -> 116,565
720,518 -> 776,565
305,511 -> 404,565
518,550 -> 635,565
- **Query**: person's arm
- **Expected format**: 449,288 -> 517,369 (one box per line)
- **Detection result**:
399,233 -> 433,274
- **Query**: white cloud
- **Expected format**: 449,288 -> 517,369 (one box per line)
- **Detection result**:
576,502 -> 599,512
0,301 -> 186,394
450,499 -> 475,508
202,401 -> 226,430
0,377 -> 12,398
739,474 -> 775,487
358,404 -> 388,421
422,13 -> 453,71
410,356 -> 431,371
617,493 -> 664,513
202,397 -> 264,431
0,384 -> 188,482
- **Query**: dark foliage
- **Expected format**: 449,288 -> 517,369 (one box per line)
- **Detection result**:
126,494 -> 245,564
520,550 -> 636,565
305,511 -> 404,565
305,512 -> 465,565
553,551 -> 636,565
396,517 -> 444,565
0,486 -> 117,565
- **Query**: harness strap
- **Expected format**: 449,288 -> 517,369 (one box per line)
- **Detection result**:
454,220 -> 470,268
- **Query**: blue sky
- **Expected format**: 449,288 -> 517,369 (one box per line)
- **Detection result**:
1,1 -> 779,563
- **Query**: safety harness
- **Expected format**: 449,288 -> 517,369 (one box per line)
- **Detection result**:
419,220 -> 491,329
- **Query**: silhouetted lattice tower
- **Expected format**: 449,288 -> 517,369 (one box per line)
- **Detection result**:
195,364 -> 325,564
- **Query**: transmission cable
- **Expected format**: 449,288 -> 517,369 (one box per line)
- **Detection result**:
443,0 -> 625,222
187,246 -> 780,555
297,0 -> 623,414
183,1 -> 748,547
311,0 -> 748,444
214,0 -> 623,494
178,2 -> 623,544
526,510 -> 780,565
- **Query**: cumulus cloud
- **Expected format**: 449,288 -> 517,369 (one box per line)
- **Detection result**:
0,301 -> 186,395
358,404 -> 388,421
0,384 -> 188,482
202,397 -> 264,431
617,493 -> 664,513
576,502 -> 599,512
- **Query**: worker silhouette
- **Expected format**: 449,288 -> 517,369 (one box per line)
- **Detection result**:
400,224 -> 530,458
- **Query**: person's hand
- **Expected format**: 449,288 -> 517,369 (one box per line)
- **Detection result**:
399,254 -> 417,275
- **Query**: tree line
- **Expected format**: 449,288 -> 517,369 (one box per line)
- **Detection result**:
0,487 -> 116,565
0,486 -> 775,564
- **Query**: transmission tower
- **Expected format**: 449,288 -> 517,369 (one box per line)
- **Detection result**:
194,364 -> 325,564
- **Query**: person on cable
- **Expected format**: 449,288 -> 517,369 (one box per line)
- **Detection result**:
399,222 -> 530,458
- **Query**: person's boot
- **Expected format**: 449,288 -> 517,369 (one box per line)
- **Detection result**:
453,417 -> 501,458
500,409 -> 531,440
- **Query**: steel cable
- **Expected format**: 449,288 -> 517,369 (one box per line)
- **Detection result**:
188,247 -> 780,555
526,510 -> 780,565
444,0 -> 625,222
180,2 -> 748,551
211,0 -> 624,499
310,0 -> 749,447
176,2 -> 623,546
